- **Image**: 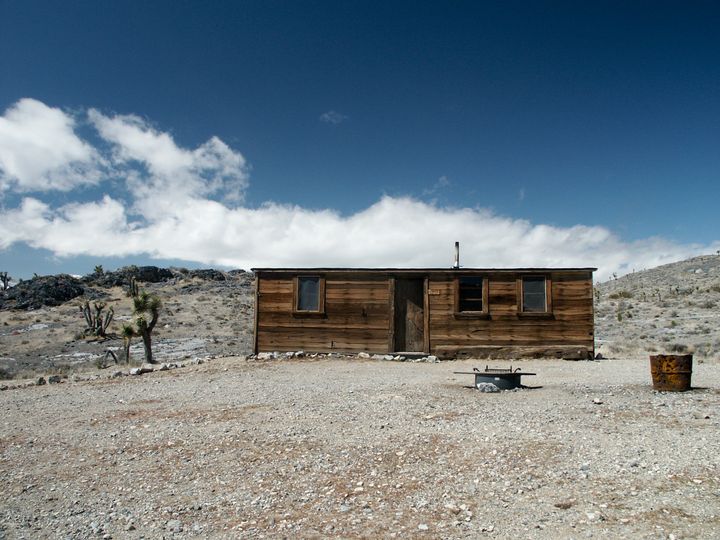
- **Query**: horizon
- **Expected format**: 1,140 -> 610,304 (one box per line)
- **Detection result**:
1,2 -> 719,281
5,250 -> 720,287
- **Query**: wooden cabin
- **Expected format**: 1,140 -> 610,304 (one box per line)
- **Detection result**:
252,268 -> 596,359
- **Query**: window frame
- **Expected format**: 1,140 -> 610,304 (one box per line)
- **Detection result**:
517,274 -> 553,317
293,275 -> 326,316
454,275 -> 490,318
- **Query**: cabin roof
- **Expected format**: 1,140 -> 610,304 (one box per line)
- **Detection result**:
252,267 -> 597,274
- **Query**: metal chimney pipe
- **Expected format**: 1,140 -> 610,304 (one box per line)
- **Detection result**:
453,241 -> 460,269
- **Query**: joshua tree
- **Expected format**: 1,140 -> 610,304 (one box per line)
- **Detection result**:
131,289 -> 161,364
1,272 -> 10,291
121,323 -> 135,364
127,276 -> 140,298
118,277 -> 162,364
79,301 -> 114,338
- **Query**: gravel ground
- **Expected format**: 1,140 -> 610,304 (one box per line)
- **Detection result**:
1,356 -> 719,539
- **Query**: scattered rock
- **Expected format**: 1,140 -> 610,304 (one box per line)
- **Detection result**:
166,519 -> 183,533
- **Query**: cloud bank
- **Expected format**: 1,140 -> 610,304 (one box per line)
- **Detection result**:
1,98 -> 717,281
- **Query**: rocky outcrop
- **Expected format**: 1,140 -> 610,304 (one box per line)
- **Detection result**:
186,269 -> 226,281
0,274 -> 85,310
83,266 -> 174,288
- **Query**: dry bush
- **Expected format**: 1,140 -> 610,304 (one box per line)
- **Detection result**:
668,343 -> 690,353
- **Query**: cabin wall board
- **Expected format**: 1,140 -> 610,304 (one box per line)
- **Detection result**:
427,271 -> 594,355
256,274 -> 391,353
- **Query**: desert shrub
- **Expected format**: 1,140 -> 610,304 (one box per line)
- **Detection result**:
609,290 -> 633,299
46,365 -> 72,377
668,343 -> 689,353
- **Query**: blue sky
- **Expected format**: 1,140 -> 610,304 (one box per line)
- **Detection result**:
1,1 -> 719,281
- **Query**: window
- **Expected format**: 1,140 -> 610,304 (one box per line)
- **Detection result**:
520,275 -> 551,314
294,276 -> 325,314
454,276 -> 489,317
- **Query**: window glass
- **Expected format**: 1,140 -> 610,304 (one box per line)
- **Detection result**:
523,276 -> 546,312
297,277 -> 320,311
458,276 -> 484,312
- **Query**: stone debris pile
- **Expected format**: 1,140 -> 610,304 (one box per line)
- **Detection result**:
250,351 -> 441,363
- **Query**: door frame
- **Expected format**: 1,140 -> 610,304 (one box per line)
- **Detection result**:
387,276 -> 429,354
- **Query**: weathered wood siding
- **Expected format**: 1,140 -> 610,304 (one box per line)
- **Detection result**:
428,271 -> 594,355
255,269 -> 595,358
256,273 -> 391,353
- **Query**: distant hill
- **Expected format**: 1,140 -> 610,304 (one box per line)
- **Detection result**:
595,254 -> 720,360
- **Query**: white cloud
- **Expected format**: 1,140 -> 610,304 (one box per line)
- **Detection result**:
422,175 -> 450,197
1,192 -> 716,281
1,98 -> 717,281
0,195 -> 131,255
88,109 -> 248,215
319,110 -> 348,125
0,98 -> 102,192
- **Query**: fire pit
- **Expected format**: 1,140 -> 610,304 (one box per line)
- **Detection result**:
454,366 -> 536,390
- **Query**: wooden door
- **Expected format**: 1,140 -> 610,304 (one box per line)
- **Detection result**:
393,279 -> 425,352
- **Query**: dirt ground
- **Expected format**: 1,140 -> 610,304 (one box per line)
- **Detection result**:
1,356 -> 718,539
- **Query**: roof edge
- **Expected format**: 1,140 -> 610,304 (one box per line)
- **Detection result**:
252,267 -> 597,273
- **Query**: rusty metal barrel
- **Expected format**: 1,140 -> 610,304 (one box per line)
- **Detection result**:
650,354 -> 693,392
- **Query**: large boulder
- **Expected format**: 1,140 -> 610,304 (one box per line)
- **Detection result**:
0,274 -> 85,310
